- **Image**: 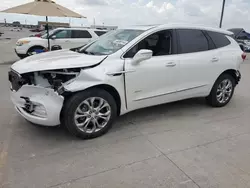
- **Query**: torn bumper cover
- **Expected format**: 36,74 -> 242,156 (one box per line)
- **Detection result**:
10,85 -> 64,126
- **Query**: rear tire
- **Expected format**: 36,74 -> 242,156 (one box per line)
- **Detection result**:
62,89 -> 117,139
206,74 -> 236,107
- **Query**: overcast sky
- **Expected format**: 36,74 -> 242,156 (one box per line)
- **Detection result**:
0,0 -> 250,30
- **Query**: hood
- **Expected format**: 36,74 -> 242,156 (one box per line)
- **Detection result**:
11,50 -> 108,74
17,37 -> 44,42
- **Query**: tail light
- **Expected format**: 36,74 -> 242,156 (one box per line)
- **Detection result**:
242,53 -> 246,61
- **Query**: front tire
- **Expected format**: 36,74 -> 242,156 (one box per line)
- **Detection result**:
62,89 -> 117,139
17,53 -> 28,59
206,74 -> 236,107
27,46 -> 45,56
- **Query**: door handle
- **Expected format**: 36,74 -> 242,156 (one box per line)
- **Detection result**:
211,57 -> 219,62
165,62 -> 176,67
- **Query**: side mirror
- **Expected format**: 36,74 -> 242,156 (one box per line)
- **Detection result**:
132,49 -> 153,65
51,35 -> 56,40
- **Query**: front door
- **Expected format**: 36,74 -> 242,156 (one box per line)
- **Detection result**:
124,30 -> 179,111
50,29 -> 73,49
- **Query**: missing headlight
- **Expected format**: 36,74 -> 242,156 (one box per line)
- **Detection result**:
39,68 -> 81,90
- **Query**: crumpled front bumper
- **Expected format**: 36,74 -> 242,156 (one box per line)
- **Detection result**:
11,85 -> 64,126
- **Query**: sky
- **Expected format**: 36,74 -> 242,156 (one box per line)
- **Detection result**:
0,0 -> 250,31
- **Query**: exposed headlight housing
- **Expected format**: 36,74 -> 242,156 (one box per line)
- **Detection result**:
39,68 -> 81,90
16,40 -> 30,46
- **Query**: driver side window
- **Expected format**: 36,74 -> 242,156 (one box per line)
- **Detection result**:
124,30 -> 172,58
53,30 -> 71,39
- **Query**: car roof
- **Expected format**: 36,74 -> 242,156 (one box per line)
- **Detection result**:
55,27 -> 107,31
121,24 -> 233,35
120,25 -> 159,31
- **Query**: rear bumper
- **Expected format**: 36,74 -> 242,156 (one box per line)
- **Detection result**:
10,85 -> 64,126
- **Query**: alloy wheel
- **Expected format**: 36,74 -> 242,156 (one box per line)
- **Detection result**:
216,79 -> 233,104
74,97 -> 111,134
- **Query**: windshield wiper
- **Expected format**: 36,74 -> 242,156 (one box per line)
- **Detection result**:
88,52 -> 96,55
79,50 -> 96,55
78,49 -> 88,54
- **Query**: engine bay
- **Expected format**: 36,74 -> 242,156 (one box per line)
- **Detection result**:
9,68 -> 81,92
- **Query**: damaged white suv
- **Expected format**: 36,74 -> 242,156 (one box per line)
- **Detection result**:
9,24 -> 244,139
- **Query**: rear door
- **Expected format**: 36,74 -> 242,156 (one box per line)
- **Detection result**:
71,30 -> 93,48
206,31 -> 241,75
176,29 -> 217,96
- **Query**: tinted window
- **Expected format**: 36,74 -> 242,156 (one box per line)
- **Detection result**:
72,30 -> 92,38
124,30 -> 172,58
94,31 -> 107,36
54,30 -> 71,39
206,31 -> 231,48
177,29 -> 208,54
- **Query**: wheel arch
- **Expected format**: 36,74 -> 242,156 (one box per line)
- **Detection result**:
208,69 -> 240,95
218,69 -> 240,84
27,45 -> 46,53
63,84 -> 122,116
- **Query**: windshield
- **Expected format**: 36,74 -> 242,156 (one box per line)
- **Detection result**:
79,29 -> 144,55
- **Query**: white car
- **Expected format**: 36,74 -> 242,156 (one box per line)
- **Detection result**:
9,24 -> 244,139
15,28 -> 107,59
10,27 -> 21,32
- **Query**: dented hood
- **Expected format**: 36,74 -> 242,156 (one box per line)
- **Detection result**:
11,50 -> 108,74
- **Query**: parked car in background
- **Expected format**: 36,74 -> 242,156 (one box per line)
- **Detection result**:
29,30 -> 48,38
10,27 -> 20,32
15,28 -> 108,59
238,40 -> 250,52
30,28 -> 43,32
228,28 -> 250,52
9,24 -> 244,139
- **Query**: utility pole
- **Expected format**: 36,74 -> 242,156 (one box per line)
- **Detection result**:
219,0 -> 226,28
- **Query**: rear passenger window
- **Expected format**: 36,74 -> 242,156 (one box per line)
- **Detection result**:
177,29 -> 209,54
72,30 -> 92,38
94,31 -> 107,36
206,31 -> 231,48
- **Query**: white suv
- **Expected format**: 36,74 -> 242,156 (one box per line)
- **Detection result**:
9,24 -> 244,139
15,28 -> 107,59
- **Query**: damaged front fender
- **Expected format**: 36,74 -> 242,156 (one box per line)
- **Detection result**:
64,66 -> 110,92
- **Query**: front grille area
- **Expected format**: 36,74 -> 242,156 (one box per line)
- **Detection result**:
8,70 -> 26,91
